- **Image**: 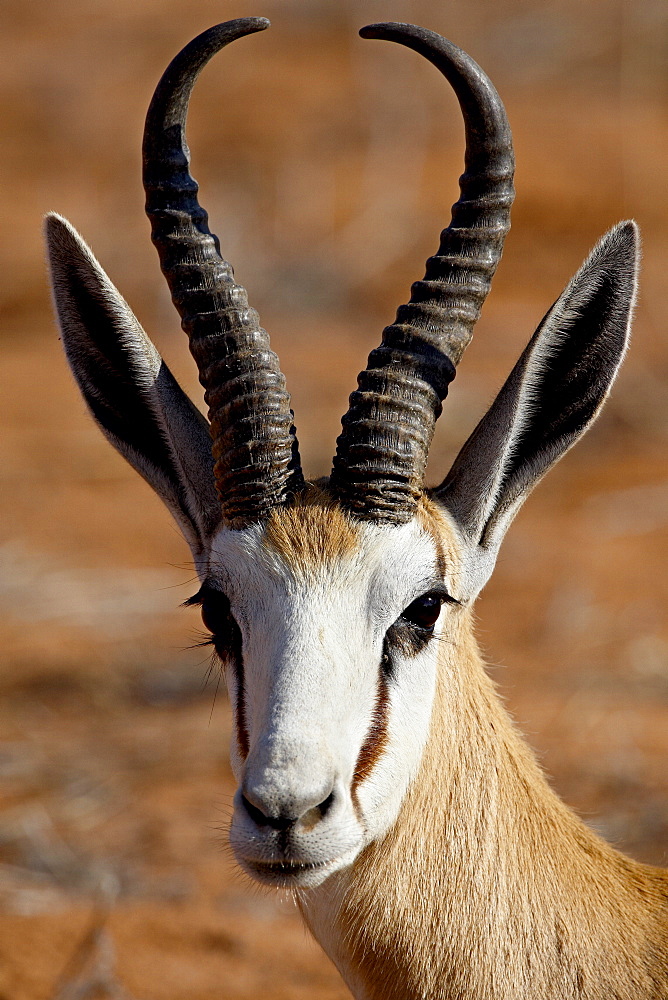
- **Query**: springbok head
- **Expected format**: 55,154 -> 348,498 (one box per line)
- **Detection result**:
45,19 -> 638,888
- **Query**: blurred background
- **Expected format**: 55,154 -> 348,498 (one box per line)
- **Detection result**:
1,1 -> 667,997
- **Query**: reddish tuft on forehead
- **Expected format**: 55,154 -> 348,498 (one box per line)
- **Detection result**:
262,484 -> 360,573
261,485 -> 460,581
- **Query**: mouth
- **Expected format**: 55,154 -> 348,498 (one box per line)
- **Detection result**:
243,856 -> 337,887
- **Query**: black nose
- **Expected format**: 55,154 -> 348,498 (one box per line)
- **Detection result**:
241,787 -> 336,832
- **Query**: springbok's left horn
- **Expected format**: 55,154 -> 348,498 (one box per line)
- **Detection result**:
143,18 -> 303,528
330,23 -> 515,524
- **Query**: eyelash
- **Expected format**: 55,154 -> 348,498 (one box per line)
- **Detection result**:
193,630 -> 216,650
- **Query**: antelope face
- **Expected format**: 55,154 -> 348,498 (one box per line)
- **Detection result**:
197,496 -> 460,887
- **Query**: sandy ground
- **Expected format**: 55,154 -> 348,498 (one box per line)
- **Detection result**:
1,1 -> 667,997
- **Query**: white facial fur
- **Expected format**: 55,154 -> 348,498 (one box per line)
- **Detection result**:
203,508 -> 456,888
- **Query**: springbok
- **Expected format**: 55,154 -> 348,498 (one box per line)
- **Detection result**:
45,17 -> 667,1000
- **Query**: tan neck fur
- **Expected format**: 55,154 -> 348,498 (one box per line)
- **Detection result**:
300,618 -> 668,1000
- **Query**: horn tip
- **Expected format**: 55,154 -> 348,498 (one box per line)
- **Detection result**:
245,16 -> 271,32
359,22 -> 430,42
359,22 -> 403,40
206,17 -> 270,43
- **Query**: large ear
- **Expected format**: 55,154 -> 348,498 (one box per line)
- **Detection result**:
436,221 -> 639,598
45,213 -> 221,559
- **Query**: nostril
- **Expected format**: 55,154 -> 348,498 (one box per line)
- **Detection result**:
298,789 -> 336,832
318,790 -> 335,819
241,793 -> 272,828
241,792 -> 298,832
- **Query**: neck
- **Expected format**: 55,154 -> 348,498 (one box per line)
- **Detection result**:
299,622 -> 668,1000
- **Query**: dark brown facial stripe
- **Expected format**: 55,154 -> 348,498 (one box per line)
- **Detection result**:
352,672 -> 390,791
232,654 -> 249,761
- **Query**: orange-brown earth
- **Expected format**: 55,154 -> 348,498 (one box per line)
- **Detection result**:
1,2 -> 667,997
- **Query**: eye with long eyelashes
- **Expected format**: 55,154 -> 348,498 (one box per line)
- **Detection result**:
399,592 -> 446,633
383,589 -> 454,667
185,584 -> 240,659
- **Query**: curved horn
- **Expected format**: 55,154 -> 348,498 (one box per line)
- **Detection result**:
143,18 -> 303,528
330,23 -> 515,524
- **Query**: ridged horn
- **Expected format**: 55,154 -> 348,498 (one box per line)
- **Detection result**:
143,18 -> 304,528
330,23 -> 515,524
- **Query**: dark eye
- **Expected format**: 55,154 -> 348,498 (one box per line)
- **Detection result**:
185,585 -> 240,659
200,588 -> 231,637
400,592 -> 444,632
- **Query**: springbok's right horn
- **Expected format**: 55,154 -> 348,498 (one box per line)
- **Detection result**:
330,23 -> 515,524
143,18 -> 304,529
